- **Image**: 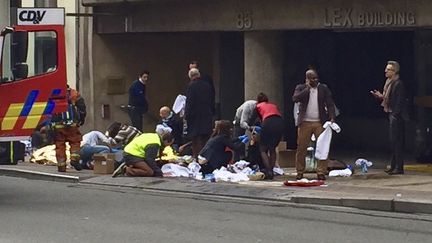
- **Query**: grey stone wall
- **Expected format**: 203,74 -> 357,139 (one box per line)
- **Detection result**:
0,1 -> 10,27
88,0 -> 431,33
90,32 -> 217,133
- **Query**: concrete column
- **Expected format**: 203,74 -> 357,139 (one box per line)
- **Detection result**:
414,30 -> 432,126
0,1 -> 9,27
78,5 -> 95,132
244,31 -> 284,110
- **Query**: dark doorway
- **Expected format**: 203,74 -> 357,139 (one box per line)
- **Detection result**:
284,30 -> 415,151
219,32 -> 245,121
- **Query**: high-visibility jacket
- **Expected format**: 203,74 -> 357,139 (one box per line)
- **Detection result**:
124,133 -> 161,158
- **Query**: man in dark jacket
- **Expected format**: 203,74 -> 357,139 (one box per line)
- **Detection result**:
189,60 -> 216,115
292,69 -> 336,181
128,70 -> 149,132
185,68 -> 215,159
371,60 -> 409,175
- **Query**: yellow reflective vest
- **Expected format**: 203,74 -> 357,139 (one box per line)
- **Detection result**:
124,133 -> 161,158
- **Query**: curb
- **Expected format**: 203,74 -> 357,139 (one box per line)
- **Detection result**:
0,168 -> 79,183
2,168 -> 432,215
290,196 -> 432,214
79,178 -> 432,215
291,197 -> 392,212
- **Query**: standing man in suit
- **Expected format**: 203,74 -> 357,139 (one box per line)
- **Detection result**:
189,60 -> 216,116
185,68 -> 214,159
128,70 -> 149,132
292,69 -> 336,181
371,60 -> 409,175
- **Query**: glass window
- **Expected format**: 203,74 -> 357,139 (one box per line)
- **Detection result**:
1,30 -> 58,83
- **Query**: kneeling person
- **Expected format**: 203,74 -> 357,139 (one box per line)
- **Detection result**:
112,133 -> 173,177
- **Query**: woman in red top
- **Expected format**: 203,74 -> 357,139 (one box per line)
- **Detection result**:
254,93 -> 284,180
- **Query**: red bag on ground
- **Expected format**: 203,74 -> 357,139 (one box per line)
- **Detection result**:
283,180 -> 325,187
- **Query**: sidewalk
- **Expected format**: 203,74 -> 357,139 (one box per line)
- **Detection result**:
1,160 -> 432,214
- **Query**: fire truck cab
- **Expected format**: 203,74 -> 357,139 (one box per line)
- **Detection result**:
0,8 -> 68,141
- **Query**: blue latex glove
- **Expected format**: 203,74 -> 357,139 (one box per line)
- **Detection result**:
238,134 -> 248,141
252,126 -> 262,134
241,136 -> 250,144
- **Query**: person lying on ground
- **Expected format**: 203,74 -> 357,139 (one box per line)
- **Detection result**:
80,130 -> 116,169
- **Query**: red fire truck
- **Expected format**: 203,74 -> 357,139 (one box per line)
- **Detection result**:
0,8 -> 68,142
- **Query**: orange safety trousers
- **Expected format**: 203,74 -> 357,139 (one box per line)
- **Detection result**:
54,126 -> 82,166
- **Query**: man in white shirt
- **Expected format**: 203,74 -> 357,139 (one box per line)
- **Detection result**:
80,131 -> 115,169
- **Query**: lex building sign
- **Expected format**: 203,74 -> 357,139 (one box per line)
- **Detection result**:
324,8 -> 416,28
17,8 -> 64,26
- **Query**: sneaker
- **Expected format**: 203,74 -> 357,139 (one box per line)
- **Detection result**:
384,167 -> 394,173
296,173 -> 303,180
70,161 -> 83,171
112,162 -> 126,178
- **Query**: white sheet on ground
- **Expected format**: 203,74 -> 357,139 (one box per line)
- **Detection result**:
213,166 -> 250,182
329,168 -> 352,177
161,163 -> 190,177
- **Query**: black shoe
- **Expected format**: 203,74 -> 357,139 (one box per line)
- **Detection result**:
267,170 -> 274,180
296,173 -> 303,180
70,161 -> 83,171
387,170 -> 404,175
317,174 -> 326,181
384,167 -> 394,173
112,162 -> 126,178
262,169 -> 273,180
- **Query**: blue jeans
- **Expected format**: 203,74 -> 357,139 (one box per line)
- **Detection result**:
80,145 -> 110,168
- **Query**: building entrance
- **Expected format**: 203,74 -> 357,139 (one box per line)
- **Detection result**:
283,30 -> 416,152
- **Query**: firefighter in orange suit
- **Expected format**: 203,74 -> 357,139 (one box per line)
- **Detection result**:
51,85 -> 86,172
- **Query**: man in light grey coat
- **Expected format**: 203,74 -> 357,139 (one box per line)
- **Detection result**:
233,100 -> 257,160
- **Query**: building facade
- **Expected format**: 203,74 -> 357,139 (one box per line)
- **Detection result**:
78,0 -> 432,152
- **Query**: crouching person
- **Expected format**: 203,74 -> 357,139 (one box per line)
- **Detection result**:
112,133 -> 173,177
199,120 -> 247,174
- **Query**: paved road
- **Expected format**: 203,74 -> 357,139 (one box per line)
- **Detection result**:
1,176 -> 432,243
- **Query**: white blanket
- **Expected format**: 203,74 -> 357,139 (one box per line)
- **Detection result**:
315,122 -> 341,160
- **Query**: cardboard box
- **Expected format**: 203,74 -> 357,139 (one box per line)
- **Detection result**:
277,150 -> 296,168
93,153 -> 116,174
276,141 -> 296,168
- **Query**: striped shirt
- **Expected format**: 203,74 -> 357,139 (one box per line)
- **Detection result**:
114,125 -> 142,146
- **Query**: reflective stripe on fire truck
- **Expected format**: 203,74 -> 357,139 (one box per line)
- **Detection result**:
1,103 -> 25,130
22,102 -> 48,129
1,89 -> 59,131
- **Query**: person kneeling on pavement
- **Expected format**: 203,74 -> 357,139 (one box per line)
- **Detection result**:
198,120 -> 248,174
112,132 -> 174,177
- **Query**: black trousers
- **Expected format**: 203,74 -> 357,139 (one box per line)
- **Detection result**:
233,124 -> 246,161
389,113 -> 405,171
129,110 -> 143,132
191,134 -> 211,159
